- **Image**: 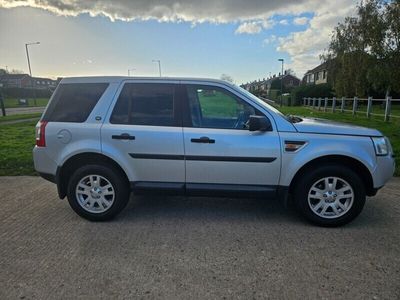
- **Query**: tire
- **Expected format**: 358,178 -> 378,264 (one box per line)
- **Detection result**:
66,164 -> 130,221
293,164 -> 366,227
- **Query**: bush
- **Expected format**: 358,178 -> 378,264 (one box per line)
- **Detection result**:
291,84 -> 334,105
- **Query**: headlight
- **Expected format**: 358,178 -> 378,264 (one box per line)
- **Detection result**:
372,137 -> 389,156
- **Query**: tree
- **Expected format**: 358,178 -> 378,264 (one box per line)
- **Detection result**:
323,0 -> 400,97
9,69 -> 24,74
220,74 -> 234,83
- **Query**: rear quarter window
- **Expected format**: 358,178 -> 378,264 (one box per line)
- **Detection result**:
43,83 -> 109,122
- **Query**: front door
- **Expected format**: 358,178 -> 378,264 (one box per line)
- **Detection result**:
182,83 -> 281,196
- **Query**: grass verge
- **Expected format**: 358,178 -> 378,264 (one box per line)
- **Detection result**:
0,113 -> 42,123
2,98 -> 49,108
0,120 -> 37,176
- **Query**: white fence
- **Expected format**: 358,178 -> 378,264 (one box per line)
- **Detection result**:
302,96 -> 400,122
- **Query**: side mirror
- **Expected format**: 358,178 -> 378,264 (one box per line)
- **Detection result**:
248,115 -> 272,132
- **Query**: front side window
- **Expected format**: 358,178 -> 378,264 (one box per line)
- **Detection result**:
186,85 -> 259,129
110,83 -> 176,126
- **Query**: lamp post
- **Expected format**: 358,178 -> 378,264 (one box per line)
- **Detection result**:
152,60 -> 162,77
25,42 -> 40,105
128,68 -> 136,76
278,58 -> 284,107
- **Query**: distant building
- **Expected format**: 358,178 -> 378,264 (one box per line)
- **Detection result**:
303,62 -> 328,85
0,74 -> 57,89
31,76 -> 57,89
241,72 -> 301,94
0,74 -> 31,88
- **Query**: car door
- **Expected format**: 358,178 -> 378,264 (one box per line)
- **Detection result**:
101,81 -> 185,192
182,83 -> 281,196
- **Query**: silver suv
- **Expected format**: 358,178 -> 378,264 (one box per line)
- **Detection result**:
33,77 -> 395,226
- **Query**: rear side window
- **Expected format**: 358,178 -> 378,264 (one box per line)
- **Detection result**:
43,83 -> 108,122
110,83 -> 176,126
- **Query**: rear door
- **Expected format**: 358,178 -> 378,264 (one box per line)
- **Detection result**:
182,83 -> 281,196
101,81 -> 185,191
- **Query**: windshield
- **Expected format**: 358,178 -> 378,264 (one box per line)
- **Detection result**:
235,85 -> 293,121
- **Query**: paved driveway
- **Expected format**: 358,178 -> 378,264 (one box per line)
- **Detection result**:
1,176 -> 399,299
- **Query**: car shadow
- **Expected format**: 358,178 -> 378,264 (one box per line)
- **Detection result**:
117,194 -> 306,225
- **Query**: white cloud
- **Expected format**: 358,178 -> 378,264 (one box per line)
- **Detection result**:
235,22 -> 262,34
263,35 -> 277,45
277,0 -> 357,76
0,0 -> 350,24
279,19 -> 289,25
293,16 -> 309,25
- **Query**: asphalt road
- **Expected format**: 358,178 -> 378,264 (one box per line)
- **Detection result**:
1,176 -> 399,299
4,106 -> 45,116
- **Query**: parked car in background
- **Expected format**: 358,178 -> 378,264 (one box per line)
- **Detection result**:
33,77 -> 395,226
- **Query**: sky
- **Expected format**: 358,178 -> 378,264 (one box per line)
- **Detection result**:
0,0 -> 357,84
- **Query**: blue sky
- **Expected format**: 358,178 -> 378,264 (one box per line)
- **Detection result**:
0,1 -> 356,84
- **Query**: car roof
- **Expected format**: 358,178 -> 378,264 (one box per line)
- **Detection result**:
60,76 -> 234,86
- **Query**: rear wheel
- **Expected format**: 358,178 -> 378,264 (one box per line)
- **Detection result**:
67,164 -> 130,221
293,165 -> 366,227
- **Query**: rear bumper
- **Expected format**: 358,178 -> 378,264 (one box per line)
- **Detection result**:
33,146 -> 58,176
38,172 -> 56,183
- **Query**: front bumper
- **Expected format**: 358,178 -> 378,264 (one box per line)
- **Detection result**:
372,154 -> 396,189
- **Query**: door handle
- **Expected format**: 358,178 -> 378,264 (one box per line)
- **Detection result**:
190,136 -> 215,144
112,133 -> 135,140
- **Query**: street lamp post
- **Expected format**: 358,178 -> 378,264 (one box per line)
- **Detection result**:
152,60 -> 162,77
25,42 -> 40,105
128,68 -> 136,76
278,58 -> 284,107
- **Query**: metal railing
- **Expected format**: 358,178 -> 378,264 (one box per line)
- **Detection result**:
302,96 -> 400,122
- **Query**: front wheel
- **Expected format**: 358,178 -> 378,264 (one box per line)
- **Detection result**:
67,164 -> 130,221
293,165 -> 366,227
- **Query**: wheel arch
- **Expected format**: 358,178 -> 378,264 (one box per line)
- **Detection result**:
288,155 -> 375,196
56,152 -> 129,199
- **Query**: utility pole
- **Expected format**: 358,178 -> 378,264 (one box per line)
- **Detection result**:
152,60 -> 162,77
25,42 -> 40,106
278,58 -> 284,107
0,83 -> 5,116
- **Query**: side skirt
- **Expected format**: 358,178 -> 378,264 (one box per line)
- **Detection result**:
130,181 -> 283,199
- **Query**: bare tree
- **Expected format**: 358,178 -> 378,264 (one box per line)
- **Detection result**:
220,74 -> 234,83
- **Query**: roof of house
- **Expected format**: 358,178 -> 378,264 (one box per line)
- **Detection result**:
0,74 -> 30,80
304,62 -> 327,75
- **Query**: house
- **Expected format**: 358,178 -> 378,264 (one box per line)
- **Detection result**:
302,62 -> 328,85
0,74 -> 31,88
0,74 -> 57,89
31,76 -> 57,89
241,72 -> 301,94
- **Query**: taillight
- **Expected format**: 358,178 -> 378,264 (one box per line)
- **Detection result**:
36,121 -> 48,147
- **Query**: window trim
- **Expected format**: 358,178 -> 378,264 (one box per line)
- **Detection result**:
181,84 -> 269,130
108,82 -> 182,127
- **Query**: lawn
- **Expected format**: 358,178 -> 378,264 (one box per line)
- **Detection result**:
0,119 -> 38,176
2,97 -> 49,108
0,113 -> 41,123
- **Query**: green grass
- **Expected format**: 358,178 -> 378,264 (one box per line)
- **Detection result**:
279,106 -> 399,176
0,113 -> 41,123
2,97 -> 49,108
0,120 -> 38,176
